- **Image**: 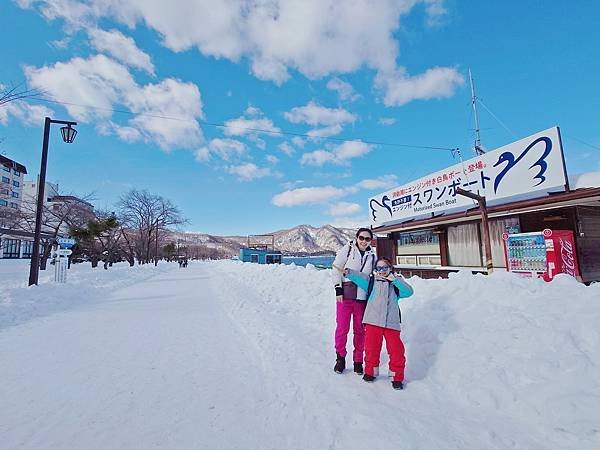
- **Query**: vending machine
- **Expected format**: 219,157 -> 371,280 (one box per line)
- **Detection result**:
502,229 -> 580,281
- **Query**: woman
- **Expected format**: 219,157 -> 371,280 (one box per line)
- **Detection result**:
332,227 -> 376,375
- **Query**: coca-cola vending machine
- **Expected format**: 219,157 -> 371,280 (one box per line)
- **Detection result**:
502,229 -> 581,282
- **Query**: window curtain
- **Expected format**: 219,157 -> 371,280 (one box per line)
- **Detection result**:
481,217 -> 520,268
447,223 -> 483,267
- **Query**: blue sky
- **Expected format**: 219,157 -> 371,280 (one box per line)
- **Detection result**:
1,0 -> 599,235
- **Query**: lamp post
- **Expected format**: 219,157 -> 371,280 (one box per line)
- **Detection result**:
28,117 -> 77,286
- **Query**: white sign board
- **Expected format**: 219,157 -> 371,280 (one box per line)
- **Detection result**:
369,127 -> 567,226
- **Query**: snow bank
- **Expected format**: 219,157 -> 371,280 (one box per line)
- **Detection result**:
206,260 -> 600,448
0,260 -> 176,329
2,259 -> 599,448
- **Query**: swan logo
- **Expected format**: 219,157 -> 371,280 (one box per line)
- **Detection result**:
369,195 -> 393,222
493,136 -> 553,194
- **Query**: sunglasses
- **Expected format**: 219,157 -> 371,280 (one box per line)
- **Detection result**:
375,265 -> 390,271
357,235 -> 372,242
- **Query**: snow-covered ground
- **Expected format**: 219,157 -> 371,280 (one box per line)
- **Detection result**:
1,260 -> 599,449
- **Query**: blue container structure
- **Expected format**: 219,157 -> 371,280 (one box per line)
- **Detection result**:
239,235 -> 282,264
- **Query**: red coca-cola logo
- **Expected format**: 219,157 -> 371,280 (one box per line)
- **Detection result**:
559,238 -> 576,276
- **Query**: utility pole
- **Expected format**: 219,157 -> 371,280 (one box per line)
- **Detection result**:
469,69 -> 485,156
456,187 -> 493,273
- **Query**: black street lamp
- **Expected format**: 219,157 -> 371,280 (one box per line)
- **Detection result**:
28,117 -> 77,286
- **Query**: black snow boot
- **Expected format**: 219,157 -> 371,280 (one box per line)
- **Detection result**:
334,353 -> 345,374
363,374 -> 376,383
392,381 -> 404,390
353,362 -> 363,375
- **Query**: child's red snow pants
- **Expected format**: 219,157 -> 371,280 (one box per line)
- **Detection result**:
364,324 -> 406,382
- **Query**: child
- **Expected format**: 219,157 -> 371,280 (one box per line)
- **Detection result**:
344,257 -> 413,390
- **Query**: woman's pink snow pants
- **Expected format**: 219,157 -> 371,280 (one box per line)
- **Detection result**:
334,299 -> 367,362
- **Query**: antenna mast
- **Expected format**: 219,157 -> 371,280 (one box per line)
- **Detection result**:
469,69 -> 485,156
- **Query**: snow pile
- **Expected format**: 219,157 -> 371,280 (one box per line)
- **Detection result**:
207,260 -> 600,448
0,260 -> 177,329
1,260 -> 599,448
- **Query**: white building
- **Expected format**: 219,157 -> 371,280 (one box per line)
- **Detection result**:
0,155 -> 26,212
1,171 -> 95,259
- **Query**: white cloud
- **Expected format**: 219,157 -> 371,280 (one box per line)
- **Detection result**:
19,0 -> 461,106
307,124 -> 344,139
300,150 -> 337,166
278,142 -> 295,156
326,77 -> 359,102
0,100 -> 54,126
285,101 -> 356,138
375,66 -> 465,107
284,101 -> 356,127
356,174 -> 398,190
272,185 -> 346,207
424,0 -> 448,27
378,117 -> 396,126
266,155 -> 279,164
224,108 -> 280,137
328,202 -> 361,217
334,141 -> 373,160
228,163 -> 271,181
300,140 -> 374,166
195,138 -> 246,162
24,54 -> 204,150
291,136 -> 305,148
88,28 -> 155,75
24,54 -> 135,121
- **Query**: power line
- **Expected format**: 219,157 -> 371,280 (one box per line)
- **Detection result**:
564,134 -> 600,152
28,96 -> 459,153
476,98 -> 518,139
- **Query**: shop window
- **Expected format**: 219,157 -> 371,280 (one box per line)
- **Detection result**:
2,238 -> 21,258
418,255 -> 442,266
250,254 -> 259,263
266,254 -> 281,264
21,240 -> 34,259
396,255 -> 417,265
480,217 -> 520,268
396,230 -> 441,267
447,223 -> 483,267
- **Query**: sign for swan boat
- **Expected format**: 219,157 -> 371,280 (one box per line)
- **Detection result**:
369,127 -> 567,226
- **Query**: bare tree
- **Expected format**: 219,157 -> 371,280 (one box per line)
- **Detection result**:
118,189 -> 186,265
16,190 -> 95,269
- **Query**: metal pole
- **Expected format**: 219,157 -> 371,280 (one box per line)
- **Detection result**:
28,117 -> 51,286
456,187 -> 494,273
469,69 -> 484,156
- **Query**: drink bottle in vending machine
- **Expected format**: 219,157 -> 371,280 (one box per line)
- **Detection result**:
502,229 -> 580,282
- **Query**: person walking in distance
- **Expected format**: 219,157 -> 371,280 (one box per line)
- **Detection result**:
332,228 -> 376,375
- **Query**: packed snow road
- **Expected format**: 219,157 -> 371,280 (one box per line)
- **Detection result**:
1,261 -> 599,449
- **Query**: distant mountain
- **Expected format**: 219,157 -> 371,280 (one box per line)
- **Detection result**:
169,224 -> 355,257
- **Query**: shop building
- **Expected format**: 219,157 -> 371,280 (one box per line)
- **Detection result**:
369,127 -> 600,284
